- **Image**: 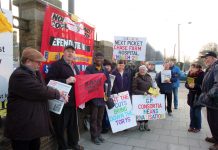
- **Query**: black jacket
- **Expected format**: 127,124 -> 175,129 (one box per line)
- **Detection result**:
199,60 -> 218,109
85,64 -> 111,106
45,57 -> 80,107
132,73 -> 153,95
111,69 -> 131,95
156,70 -> 176,94
4,65 -> 60,140
185,70 -> 204,107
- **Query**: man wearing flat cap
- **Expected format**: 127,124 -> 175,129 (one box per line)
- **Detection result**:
46,45 -> 84,150
85,52 -> 111,145
199,51 -> 218,150
4,47 -> 68,150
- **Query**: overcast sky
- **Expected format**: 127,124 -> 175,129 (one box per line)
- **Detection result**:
67,0 -> 218,62
2,0 -> 218,62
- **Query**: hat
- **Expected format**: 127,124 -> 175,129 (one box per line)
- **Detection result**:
64,45 -> 75,51
22,47 -> 46,62
200,51 -> 217,58
94,52 -> 104,57
103,59 -> 112,66
148,61 -> 155,65
118,60 -> 125,64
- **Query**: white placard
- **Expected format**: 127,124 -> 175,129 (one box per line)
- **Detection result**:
106,91 -> 137,133
132,94 -> 165,120
47,80 -> 72,114
148,72 -> 157,88
109,74 -> 116,91
161,70 -> 171,83
113,36 -> 147,61
0,9 -> 13,102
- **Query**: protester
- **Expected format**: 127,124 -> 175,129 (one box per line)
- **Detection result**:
169,59 -> 181,109
147,61 -> 157,88
185,63 -> 204,133
46,45 -> 84,150
132,65 -> 152,131
101,59 -> 113,134
156,61 -> 176,116
112,60 -> 131,95
85,52 -> 111,145
199,51 -> 218,150
4,47 -> 68,150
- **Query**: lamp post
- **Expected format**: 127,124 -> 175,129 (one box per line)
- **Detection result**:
177,22 -> 192,62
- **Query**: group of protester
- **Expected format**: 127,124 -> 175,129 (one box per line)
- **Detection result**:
3,45 -> 218,150
184,51 -> 218,150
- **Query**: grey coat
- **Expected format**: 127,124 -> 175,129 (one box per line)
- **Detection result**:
199,60 -> 218,110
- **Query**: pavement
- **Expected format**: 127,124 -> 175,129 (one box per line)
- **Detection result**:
79,83 -> 213,150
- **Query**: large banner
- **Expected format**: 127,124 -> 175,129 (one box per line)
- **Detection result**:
113,36 -> 147,61
41,5 -> 95,74
106,91 -> 137,133
75,73 -> 106,107
132,94 -> 165,120
0,9 -> 13,103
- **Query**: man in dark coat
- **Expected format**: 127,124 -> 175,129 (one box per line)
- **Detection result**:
46,46 -> 83,150
85,52 -> 111,145
199,51 -> 218,150
4,47 -> 66,150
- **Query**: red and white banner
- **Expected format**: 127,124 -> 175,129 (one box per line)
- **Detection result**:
41,5 -> 95,74
75,73 -> 106,107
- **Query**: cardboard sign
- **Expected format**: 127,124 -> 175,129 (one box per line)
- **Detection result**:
106,91 -> 137,133
161,70 -> 171,83
132,94 -> 165,120
0,9 -> 13,102
113,36 -> 146,61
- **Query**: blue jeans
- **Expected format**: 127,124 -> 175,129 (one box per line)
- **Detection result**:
173,88 -> 179,108
190,107 -> 202,129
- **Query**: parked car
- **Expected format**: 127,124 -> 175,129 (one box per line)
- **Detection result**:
180,71 -> 187,81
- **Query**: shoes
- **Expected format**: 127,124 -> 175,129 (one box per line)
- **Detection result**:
193,129 -> 200,133
91,138 -> 101,145
71,144 -> 84,150
168,112 -> 173,116
205,137 -> 217,143
174,107 -> 178,109
98,135 -> 105,143
188,128 -> 195,132
139,124 -> 145,131
209,143 -> 218,150
188,128 -> 200,133
144,123 -> 151,131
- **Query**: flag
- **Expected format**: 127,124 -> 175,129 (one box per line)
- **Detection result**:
75,73 -> 106,107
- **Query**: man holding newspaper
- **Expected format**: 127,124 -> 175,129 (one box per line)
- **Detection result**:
4,47 -> 68,150
46,46 -> 84,150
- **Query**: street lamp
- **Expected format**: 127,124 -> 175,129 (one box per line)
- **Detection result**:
177,22 -> 192,62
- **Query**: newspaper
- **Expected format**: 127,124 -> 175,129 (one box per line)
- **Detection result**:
161,70 -> 171,83
109,74 -> 116,91
47,80 -> 72,114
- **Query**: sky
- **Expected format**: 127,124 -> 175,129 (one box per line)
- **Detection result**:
62,0 -> 218,62
2,0 -> 218,62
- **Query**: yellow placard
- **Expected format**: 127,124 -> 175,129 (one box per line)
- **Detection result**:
148,87 -> 159,97
187,77 -> 195,85
0,12 -> 13,33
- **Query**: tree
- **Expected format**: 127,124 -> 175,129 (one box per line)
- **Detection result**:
194,42 -> 218,69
